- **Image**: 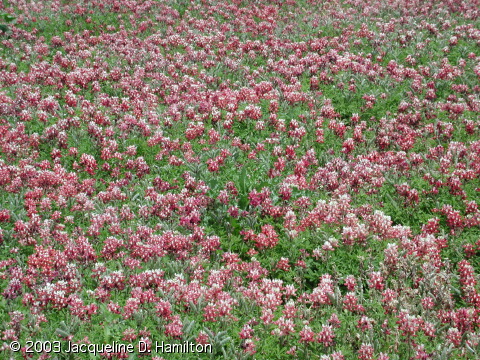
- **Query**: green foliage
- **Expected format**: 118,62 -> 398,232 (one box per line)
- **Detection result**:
0,12 -> 15,33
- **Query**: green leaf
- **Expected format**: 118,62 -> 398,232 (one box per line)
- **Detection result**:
229,218 -> 239,235
207,178 -> 218,192
104,326 -> 111,341
239,166 -> 247,194
238,194 -> 248,210
2,14 -> 16,23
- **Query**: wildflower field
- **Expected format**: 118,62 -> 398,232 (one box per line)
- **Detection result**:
0,0 -> 479,359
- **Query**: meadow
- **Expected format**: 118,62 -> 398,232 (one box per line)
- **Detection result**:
0,0 -> 479,359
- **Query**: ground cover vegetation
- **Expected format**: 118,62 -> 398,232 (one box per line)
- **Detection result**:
0,0 -> 479,359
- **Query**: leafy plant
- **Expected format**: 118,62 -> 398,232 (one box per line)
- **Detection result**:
0,12 -> 15,33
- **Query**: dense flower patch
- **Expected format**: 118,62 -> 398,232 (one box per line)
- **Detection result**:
0,0 -> 479,359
